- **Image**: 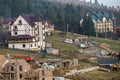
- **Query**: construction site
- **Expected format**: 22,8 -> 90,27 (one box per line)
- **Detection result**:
0,31 -> 120,80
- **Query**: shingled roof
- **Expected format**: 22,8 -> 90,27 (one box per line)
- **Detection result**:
22,14 -> 41,27
91,11 -> 114,21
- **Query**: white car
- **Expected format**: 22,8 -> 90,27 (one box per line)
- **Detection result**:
79,43 -> 88,48
64,39 -> 73,44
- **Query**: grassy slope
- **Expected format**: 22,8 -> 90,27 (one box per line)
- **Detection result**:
0,30 -> 120,80
45,31 -> 80,52
89,37 -> 120,51
47,31 -> 120,51
47,31 -> 120,80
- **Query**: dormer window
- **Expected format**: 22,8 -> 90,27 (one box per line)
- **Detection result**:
18,20 -> 22,25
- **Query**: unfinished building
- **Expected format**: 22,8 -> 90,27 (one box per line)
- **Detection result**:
24,68 -> 53,80
0,59 -> 30,80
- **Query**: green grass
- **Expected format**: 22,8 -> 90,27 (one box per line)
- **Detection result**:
47,31 -> 120,52
0,47 -> 63,60
46,31 -> 80,52
79,70 -> 120,80
0,30 -> 120,80
0,30 -> 120,58
89,37 -> 120,51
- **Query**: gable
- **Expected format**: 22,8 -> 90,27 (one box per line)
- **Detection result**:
102,17 -> 107,22
13,15 -> 30,26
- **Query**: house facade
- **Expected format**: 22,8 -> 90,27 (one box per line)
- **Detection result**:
94,17 -> 113,34
8,14 -> 45,50
42,20 -> 54,36
80,12 -> 115,38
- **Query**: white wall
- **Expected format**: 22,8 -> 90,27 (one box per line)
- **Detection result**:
10,15 -> 33,36
8,42 -> 45,50
9,15 -> 45,51
8,43 -> 30,50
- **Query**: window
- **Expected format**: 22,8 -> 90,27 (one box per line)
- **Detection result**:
97,27 -> 99,29
19,74 -> 22,78
13,45 -> 14,49
31,44 -> 32,47
19,65 -> 22,71
97,23 -> 99,26
42,70 -> 44,75
42,78 -> 45,80
18,20 -> 22,25
103,23 -> 105,25
11,66 -> 14,71
13,26 -> 18,31
11,73 -> 14,78
15,26 -> 17,29
23,44 -> 26,48
14,32 -> 17,35
38,37 -> 40,41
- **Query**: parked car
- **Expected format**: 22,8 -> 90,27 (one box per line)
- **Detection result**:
79,43 -> 88,48
64,39 -> 73,44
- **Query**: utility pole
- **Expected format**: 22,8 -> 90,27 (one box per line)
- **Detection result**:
66,23 -> 69,34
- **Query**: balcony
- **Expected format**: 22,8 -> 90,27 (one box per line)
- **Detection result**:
8,39 -> 33,43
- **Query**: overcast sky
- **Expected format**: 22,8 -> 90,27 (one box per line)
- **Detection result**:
86,0 -> 120,7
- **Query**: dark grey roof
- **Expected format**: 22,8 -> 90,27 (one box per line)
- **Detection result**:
22,14 -> 41,27
91,11 -> 114,21
98,59 -> 118,65
92,15 -> 98,21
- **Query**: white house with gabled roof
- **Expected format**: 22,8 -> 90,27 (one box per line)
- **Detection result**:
8,14 -> 45,50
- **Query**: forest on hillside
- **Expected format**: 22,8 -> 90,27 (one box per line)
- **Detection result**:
0,0 -> 120,34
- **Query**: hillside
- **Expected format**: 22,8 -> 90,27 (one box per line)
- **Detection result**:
46,31 -> 120,51
0,31 -> 120,80
0,0 -> 120,35
0,30 -> 120,57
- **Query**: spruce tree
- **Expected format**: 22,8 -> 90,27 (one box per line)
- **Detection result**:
87,14 -> 96,36
82,14 -> 96,37
82,14 -> 88,35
